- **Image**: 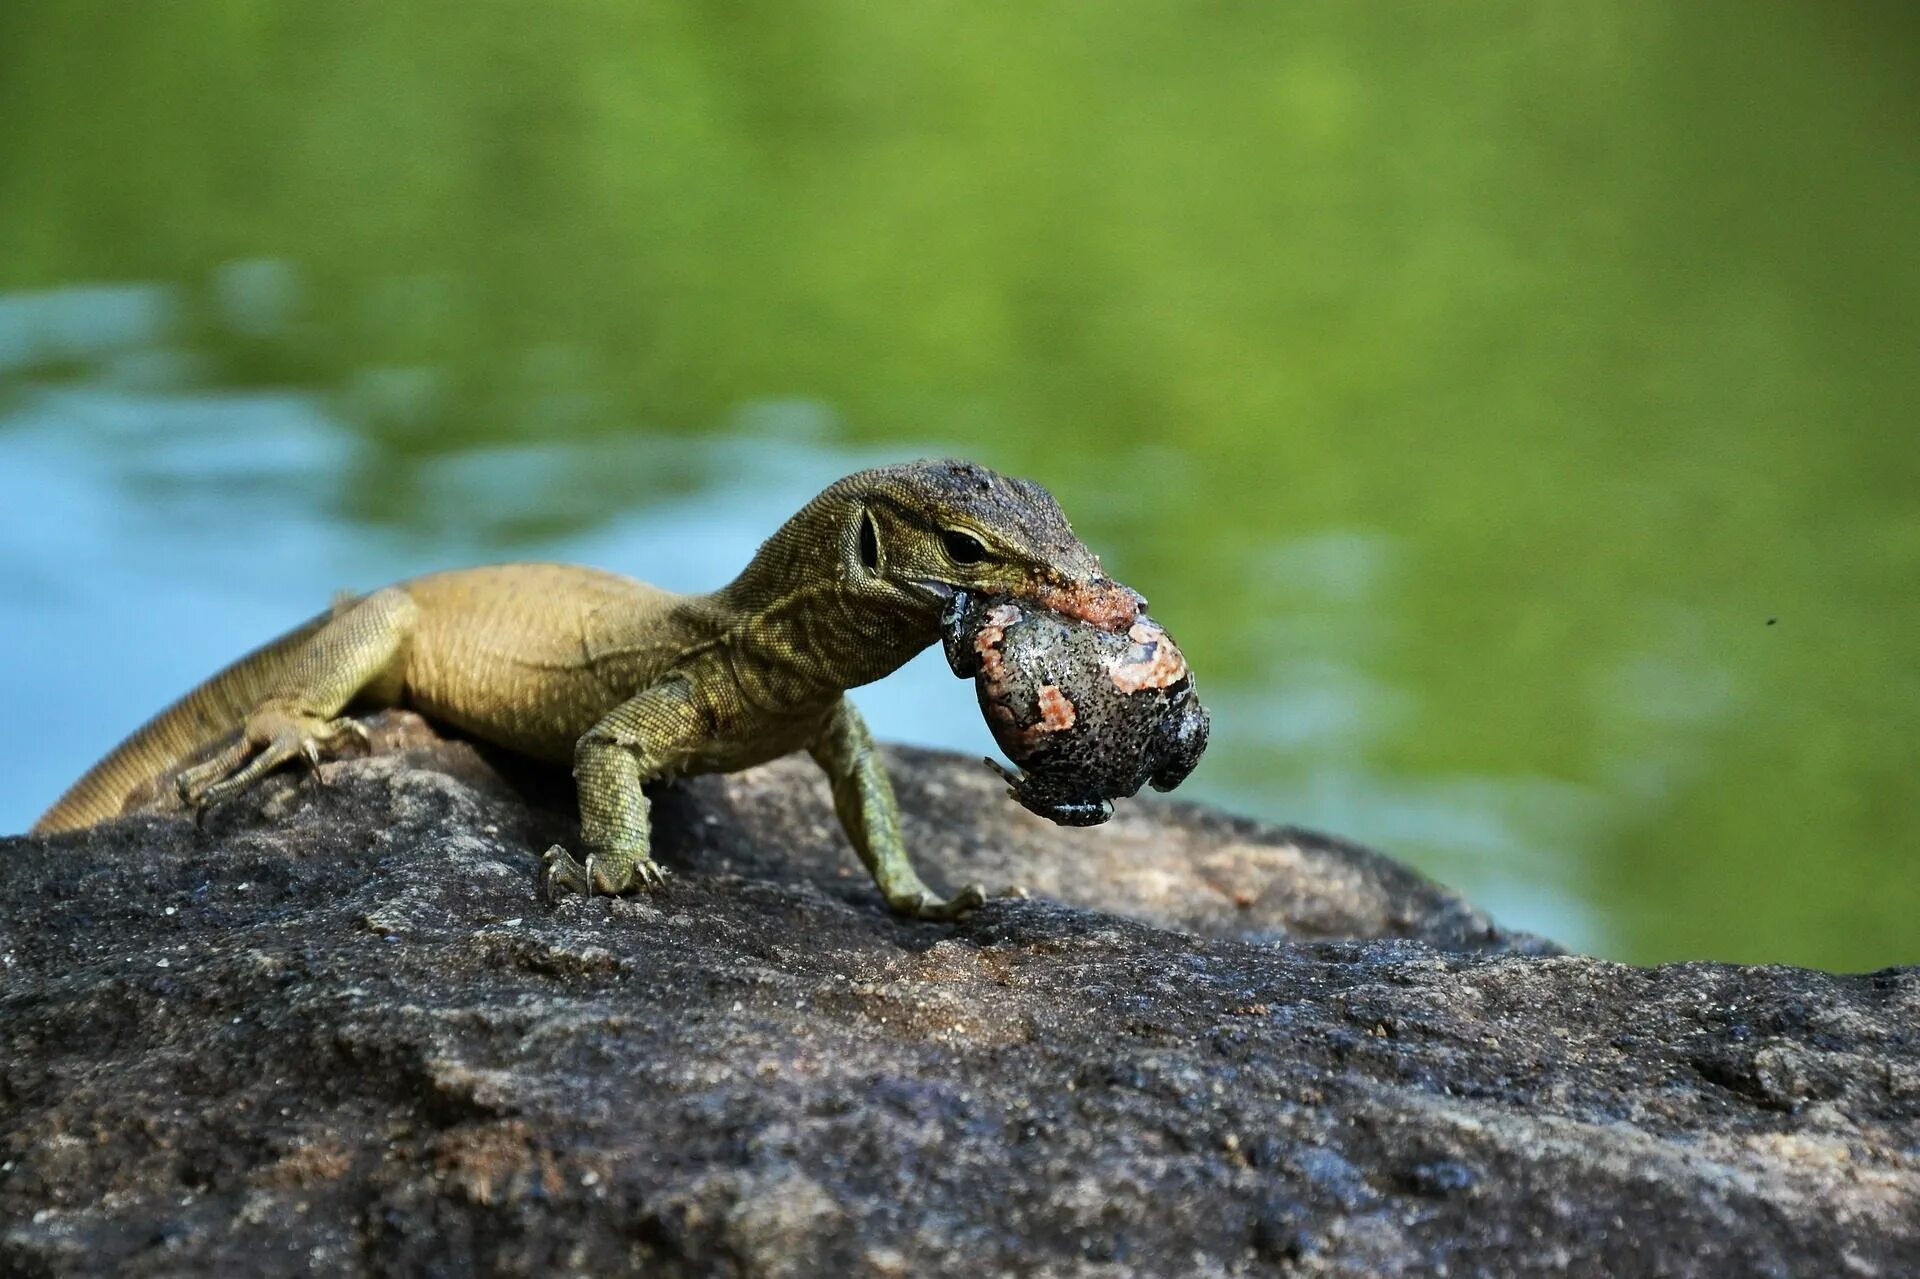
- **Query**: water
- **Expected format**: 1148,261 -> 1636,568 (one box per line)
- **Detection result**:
2,4 -> 1915,969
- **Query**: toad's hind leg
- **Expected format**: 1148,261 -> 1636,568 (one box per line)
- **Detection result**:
177,587 -> 417,811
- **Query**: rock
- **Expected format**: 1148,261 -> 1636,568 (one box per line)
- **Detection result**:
2,712 -> 1915,1276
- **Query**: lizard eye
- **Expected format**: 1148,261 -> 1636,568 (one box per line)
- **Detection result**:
941,529 -> 987,564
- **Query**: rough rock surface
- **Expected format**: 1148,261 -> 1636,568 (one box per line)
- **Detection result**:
2,713 -> 1915,1277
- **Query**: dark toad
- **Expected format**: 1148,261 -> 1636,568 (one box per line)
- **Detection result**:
942,593 -> 1210,825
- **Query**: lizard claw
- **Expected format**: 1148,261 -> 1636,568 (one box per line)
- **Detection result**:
334,717 -> 373,752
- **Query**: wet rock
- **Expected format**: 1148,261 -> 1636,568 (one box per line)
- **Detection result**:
2,712 -> 1915,1276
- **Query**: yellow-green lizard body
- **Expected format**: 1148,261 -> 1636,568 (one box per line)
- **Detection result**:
33,460 -> 1144,918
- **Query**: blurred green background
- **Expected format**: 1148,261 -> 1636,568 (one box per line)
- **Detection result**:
2,3 -> 1915,967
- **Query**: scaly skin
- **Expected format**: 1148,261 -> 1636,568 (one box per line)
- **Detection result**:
32,460 -> 1144,919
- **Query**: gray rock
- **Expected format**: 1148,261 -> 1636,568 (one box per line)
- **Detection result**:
2,712 -> 1915,1276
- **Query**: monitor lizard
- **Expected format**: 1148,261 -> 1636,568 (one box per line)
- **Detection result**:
31,459 -> 1146,919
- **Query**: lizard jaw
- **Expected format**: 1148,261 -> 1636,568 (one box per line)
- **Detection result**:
913,574 -> 1145,633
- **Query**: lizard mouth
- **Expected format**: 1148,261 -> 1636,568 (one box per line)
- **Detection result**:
907,578 -> 957,602
912,575 -> 1143,631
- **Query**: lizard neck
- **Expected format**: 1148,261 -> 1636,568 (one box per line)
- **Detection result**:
714,491 -> 940,696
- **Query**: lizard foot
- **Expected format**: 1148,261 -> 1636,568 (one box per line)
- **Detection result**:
175,709 -> 372,814
890,881 -> 1031,920
891,881 -> 990,921
542,844 -> 668,902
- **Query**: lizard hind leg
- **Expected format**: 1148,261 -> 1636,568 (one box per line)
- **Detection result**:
173,587 -> 414,816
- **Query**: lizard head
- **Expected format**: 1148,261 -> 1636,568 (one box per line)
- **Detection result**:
829,458 -> 1146,631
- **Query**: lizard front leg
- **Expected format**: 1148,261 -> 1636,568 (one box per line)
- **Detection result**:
176,587 -> 415,811
543,679 -> 702,900
810,698 -> 987,921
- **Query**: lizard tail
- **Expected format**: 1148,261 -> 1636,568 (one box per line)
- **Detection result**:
31,610 -> 335,834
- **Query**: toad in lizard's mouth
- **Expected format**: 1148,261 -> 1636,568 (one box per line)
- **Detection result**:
1031,575 -> 1147,632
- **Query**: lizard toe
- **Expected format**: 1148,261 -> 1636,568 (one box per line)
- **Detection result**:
195,731 -> 306,810
587,849 -> 667,895
174,736 -> 255,809
901,883 -> 988,921
325,716 -> 373,754
542,844 -> 667,899
541,844 -> 591,901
